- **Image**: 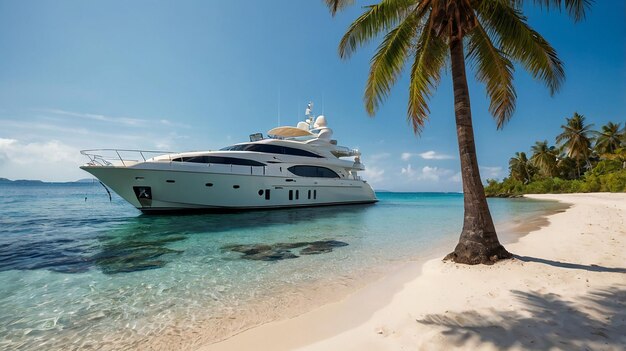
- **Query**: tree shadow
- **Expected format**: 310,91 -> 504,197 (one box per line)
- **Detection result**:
514,255 -> 626,273
417,286 -> 626,350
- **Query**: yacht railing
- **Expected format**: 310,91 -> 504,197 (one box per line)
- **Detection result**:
80,149 -> 177,167
80,149 -> 269,176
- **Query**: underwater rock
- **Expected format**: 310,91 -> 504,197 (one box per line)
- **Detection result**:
244,249 -> 299,261
222,239 -> 349,261
274,242 -> 310,250
93,246 -> 182,274
299,240 -> 349,255
222,244 -> 272,256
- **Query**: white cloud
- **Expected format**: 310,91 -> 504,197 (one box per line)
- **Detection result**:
451,172 -> 462,183
362,166 -> 385,185
159,119 -> 190,128
401,164 -> 416,177
401,150 -> 454,161
419,150 -> 454,160
401,164 -> 454,182
36,108 -> 189,129
362,153 -> 390,187
41,108 -> 147,126
480,166 -> 503,179
0,138 -> 85,181
2,120 -> 149,141
421,166 -> 453,181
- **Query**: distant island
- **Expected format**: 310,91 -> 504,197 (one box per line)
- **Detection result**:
485,114 -> 625,197
0,177 -> 97,185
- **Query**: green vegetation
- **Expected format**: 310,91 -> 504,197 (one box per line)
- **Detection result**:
486,115 -> 626,196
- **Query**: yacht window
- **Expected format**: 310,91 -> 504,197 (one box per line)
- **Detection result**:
171,156 -> 265,167
220,144 -> 323,158
287,166 -> 340,178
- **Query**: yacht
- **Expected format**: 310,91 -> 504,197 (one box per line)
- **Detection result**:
80,104 -> 378,213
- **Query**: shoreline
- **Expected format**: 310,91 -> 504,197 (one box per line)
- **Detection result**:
189,198 -> 566,350
198,193 -> 626,351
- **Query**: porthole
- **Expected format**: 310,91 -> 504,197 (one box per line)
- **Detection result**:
166,180 -> 175,183
205,183 -> 213,187
289,190 -> 293,200
233,185 -> 240,189
258,189 -> 264,196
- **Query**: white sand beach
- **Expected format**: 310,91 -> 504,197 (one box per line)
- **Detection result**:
199,193 -> 626,351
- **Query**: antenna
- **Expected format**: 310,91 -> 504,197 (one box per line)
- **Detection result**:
305,101 -> 314,128
277,88 -> 281,126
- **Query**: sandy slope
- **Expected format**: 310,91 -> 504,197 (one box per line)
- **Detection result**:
199,193 -> 626,351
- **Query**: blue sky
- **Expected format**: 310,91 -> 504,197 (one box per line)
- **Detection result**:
0,0 -> 624,190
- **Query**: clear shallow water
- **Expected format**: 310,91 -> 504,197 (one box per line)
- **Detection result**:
0,183 -> 563,350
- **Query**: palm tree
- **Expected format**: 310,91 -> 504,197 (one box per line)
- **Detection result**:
556,112 -> 594,177
530,140 -> 558,177
325,0 -> 589,264
509,152 -> 534,184
555,154 -> 578,179
594,122 -> 624,155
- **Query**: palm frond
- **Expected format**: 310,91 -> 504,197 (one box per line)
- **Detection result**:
476,0 -> 565,95
338,0 -> 416,59
363,10 -> 422,117
324,0 -> 355,17
511,0 -> 592,22
466,21 -> 516,128
407,20 -> 448,134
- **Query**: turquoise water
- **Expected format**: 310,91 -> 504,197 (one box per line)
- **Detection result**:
0,183 -> 563,350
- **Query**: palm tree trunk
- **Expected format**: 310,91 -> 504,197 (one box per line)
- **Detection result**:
444,38 -> 511,265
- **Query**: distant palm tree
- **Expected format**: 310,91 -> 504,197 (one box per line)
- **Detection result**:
556,113 -> 594,177
594,122 -> 624,155
509,152 -> 534,184
325,0 -> 589,264
530,140 -> 558,177
602,148 -> 626,169
555,155 -> 578,180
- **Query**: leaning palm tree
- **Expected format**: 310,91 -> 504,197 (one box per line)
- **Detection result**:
509,152 -> 534,184
530,140 -> 558,177
325,0 -> 589,264
594,122 -> 624,155
556,112 -> 594,177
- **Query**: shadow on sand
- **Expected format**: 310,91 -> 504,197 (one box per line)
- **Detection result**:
514,255 -> 626,273
417,286 -> 626,350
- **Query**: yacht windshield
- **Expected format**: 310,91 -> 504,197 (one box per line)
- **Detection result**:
220,144 -> 323,158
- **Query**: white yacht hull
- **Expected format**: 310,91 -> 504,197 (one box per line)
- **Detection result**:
81,165 -> 377,213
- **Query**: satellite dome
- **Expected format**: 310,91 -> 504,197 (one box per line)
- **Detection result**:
314,115 -> 327,128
